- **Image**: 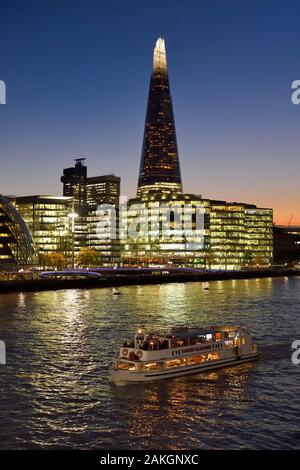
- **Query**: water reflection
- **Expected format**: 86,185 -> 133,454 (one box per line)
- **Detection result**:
0,278 -> 300,449
17,292 -> 25,309
110,362 -> 256,449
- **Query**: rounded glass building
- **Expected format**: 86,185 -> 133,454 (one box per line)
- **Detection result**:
0,195 -> 34,269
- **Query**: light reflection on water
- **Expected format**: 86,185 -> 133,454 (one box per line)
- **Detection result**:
0,277 -> 300,449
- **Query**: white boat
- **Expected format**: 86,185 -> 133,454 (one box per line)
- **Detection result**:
109,324 -> 258,383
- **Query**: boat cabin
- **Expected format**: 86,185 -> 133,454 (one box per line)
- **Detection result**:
119,325 -> 250,363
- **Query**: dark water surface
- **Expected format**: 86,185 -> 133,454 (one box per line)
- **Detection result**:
0,277 -> 299,449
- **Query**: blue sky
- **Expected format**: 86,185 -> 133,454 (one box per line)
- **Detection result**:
0,0 -> 300,223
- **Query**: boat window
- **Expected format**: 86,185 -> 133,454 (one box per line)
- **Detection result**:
207,352 -> 220,361
215,332 -> 222,341
117,361 -> 136,371
242,337 -> 246,345
192,354 -> 206,364
170,337 -> 188,348
142,362 -> 164,371
165,357 -> 192,368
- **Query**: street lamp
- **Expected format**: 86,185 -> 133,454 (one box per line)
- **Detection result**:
68,212 -> 78,268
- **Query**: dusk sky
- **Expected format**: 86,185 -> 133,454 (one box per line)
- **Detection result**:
0,0 -> 299,224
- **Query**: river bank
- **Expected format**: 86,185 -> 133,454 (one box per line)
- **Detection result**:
0,268 -> 299,294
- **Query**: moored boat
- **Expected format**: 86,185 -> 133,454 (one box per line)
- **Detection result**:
109,324 -> 258,382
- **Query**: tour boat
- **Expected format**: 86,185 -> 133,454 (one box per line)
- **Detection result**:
109,324 -> 258,382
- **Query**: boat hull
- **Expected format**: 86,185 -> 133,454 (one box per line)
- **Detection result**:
109,352 -> 258,383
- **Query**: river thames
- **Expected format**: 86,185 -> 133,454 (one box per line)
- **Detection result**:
0,277 -> 299,449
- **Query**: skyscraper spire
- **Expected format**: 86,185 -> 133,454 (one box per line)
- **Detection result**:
137,37 -> 182,198
153,37 -> 167,74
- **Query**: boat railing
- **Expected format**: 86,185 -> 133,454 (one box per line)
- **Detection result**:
152,323 -> 248,336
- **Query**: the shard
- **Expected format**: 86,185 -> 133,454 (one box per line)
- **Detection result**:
137,37 -> 183,198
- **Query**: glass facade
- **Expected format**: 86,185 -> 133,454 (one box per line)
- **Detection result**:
120,197 -> 273,269
209,203 -> 245,269
85,208 -> 120,265
13,196 -> 72,263
86,175 -> 120,207
125,37 -> 274,269
121,194 -> 210,267
61,160 -> 121,265
244,207 -> 273,266
137,37 -> 182,198
0,195 -> 34,268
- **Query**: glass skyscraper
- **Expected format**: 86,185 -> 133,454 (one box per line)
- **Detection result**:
137,37 -> 182,198
120,37 -> 273,269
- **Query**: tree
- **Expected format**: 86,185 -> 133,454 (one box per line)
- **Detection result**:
40,252 -> 67,269
206,252 -> 217,269
252,255 -> 266,267
244,250 -> 253,266
75,247 -> 100,267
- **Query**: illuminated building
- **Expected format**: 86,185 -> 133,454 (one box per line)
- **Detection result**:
209,202 -> 245,269
86,208 -> 120,266
61,159 -> 120,209
79,173 -> 120,264
120,37 -> 273,269
121,193 -> 209,267
61,158 -> 87,210
209,202 -> 273,269
0,195 -> 34,268
13,196 -> 72,263
137,37 -> 182,197
61,160 -> 121,265
121,196 -> 273,269
86,175 -> 120,207
244,206 -> 273,266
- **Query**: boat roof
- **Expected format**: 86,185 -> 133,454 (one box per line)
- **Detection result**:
137,324 -> 248,338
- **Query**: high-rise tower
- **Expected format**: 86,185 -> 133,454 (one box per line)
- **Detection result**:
137,37 -> 182,198
61,158 -> 87,209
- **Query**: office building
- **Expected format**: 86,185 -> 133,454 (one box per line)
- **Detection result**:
0,195 -> 34,269
13,195 -> 72,263
86,175 -> 120,207
273,225 -> 300,264
61,160 -> 121,265
137,37 -> 182,198
61,158 -> 87,209
61,159 -> 120,209
120,37 -> 273,269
